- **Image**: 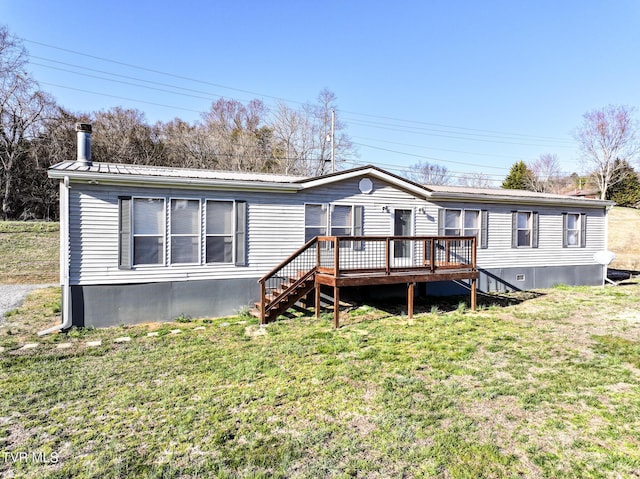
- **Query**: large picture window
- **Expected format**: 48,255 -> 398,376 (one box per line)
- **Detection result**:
119,197 -> 247,269
170,199 -> 200,264
133,198 -> 165,265
206,200 -> 234,263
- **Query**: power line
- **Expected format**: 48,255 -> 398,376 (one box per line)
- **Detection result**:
38,81 -> 204,114
347,118 -> 574,148
24,37 -> 576,148
342,110 -> 573,143
351,135 -> 529,161
353,142 -> 509,170
25,39 -> 302,105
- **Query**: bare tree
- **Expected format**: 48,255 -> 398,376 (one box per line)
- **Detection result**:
406,160 -> 451,185
527,153 -> 562,193
91,107 -> 164,165
270,89 -> 356,176
201,98 -> 273,172
574,105 -> 639,200
0,26 -> 55,219
458,172 -> 492,188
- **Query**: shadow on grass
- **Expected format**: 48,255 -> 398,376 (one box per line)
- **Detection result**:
339,289 -> 545,318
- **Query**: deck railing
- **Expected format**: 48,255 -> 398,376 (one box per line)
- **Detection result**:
257,235 -> 477,323
316,235 -> 476,277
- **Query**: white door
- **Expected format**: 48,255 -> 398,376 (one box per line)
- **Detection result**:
392,209 -> 413,267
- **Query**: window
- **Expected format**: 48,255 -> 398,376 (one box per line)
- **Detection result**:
463,210 -> 480,238
443,209 -> 461,236
170,199 -> 200,264
305,204 -> 327,242
119,198 -> 247,268
512,211 -> 539,248
331,205 -> 353,236
206,201 -> 233,263
133,198 -> 165,265
439,209 -> 487,248
563,213 -> 586,248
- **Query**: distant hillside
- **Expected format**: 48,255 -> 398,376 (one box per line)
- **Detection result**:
608,206 -> 640,271
0,222 -> 59,284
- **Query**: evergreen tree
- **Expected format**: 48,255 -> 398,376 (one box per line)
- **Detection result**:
502,161 -> 535,190
606,159 -> 640,207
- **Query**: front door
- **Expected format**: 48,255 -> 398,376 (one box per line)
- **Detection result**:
393,209 -> 412,266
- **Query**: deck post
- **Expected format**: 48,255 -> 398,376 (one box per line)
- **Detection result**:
260,281 -> 266,325
315,284 -> 321,319
385,238 -> 391,275
333,285 -> 340,328
470,277 -> 477,311
407,282 -> 414,319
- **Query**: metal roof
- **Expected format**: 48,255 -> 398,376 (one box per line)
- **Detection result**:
49,161 -> 613,207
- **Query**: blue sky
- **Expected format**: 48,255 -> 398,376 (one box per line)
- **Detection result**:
2,0 -> 640,184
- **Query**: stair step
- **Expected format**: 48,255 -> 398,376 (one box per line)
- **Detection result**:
249,309 -> 261,318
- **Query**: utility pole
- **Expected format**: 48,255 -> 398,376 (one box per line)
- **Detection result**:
331,108 -> 335,173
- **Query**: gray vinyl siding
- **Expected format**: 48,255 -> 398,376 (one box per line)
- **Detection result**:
430,201 -> 606,269
67,177 -> 607,286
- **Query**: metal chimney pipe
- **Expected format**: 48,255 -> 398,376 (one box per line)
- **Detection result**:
75,123 -> 92,166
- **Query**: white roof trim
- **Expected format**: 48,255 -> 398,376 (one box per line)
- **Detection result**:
298,167 -> 432,198
428,190 -> 613,208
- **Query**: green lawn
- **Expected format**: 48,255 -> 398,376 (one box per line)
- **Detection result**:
1,284 -> 640,478
0,221 -> 59,284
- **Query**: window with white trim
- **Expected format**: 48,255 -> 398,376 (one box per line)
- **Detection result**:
439,208 -> 487,248
119,198 -> 247,268
331,205 -> 353,236
511,211 -> 538,248
563,213 -> 586,248
206,200 -> 234,263
132,198 -> 165,265
516,211 -> 532,247
305,204 -> 327,242
170,199 -> 200,264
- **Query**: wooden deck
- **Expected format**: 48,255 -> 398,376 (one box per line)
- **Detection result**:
255,235 -> 478,327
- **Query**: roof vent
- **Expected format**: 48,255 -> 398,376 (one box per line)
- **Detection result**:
75,123 -> 92,166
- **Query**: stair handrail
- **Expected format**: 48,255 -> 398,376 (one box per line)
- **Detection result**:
258,236 -> 319,285
258,237 -> 319,325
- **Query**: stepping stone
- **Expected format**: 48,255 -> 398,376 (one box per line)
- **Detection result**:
86,340 -> 102,347
56,342 -> 73,349
114,336 -> 131,343
0,346 -> 5,353
147,331 -> 160,337
220,322 -> 230,327
194,326 -> 206,331
21,343 -> 39,350
169,329 -> 182,334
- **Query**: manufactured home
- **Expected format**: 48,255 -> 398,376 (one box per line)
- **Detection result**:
41,125 -> 613,333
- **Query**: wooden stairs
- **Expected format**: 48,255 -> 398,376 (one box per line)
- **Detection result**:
251,269 -> 317,323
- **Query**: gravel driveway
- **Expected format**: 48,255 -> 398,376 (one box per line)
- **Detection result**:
0,284 -> 55,319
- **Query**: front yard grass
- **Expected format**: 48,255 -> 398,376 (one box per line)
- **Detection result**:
1,283 -> 640,478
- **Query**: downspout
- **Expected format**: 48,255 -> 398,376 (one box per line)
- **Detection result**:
38,175 -> 72,335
